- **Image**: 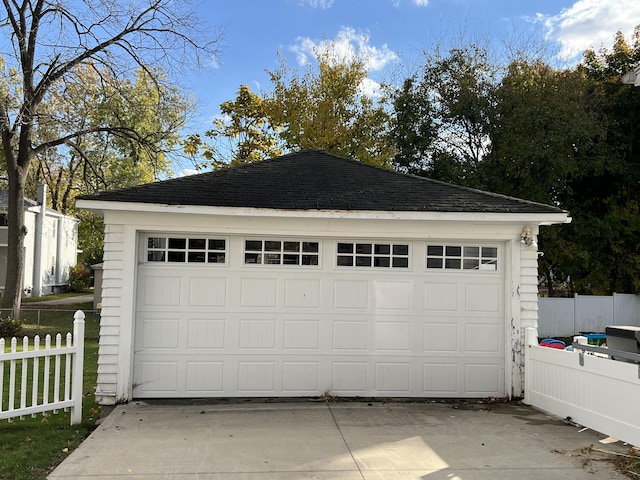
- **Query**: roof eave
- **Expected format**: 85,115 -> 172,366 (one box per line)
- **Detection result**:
76,199 -> 570,225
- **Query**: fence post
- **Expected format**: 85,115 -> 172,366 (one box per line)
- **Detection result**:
71,310 -> 85,426
574,292 -> 579,334
523,327 -> 537,405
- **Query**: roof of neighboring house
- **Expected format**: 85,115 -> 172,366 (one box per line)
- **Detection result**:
77,150 -> 567,215
0,190 -> 38,210
0,190 -> 78,221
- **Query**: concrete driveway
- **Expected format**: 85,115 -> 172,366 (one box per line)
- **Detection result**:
48,401 -> 628,479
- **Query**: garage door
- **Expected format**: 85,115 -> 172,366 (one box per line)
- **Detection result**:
132,235 -> 505,398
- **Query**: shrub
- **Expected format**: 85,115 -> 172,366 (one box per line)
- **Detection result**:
68,264 -> 92,292
0,317 -> 22,338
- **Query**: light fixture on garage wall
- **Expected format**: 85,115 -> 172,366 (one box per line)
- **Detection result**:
520,226 -> 537,248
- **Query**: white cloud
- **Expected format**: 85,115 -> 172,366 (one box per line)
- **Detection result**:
535,0 -> 640,60
299,0 -> 334,8
358,77 -> 384,98
179,168 -> 199,177
290,27 -> 398,72
412,0 -> 429,6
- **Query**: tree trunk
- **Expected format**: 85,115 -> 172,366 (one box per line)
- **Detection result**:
2,166 -> 28,319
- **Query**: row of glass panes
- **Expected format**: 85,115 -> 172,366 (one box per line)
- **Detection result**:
146,236 -> 498,270
426,245 -> 498,270
244,240 -> 319,266
336,242 -> 409,268
147,237 -> 226,263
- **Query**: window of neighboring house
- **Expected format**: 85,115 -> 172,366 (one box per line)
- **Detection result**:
244,239 -> 319,266
336,242 -> 410,268
426,245 -> 498,271
146,236 -> 227,264
0,214 -> 8,226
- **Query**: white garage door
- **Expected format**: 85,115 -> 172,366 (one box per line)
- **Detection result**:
133,235 -> 505,398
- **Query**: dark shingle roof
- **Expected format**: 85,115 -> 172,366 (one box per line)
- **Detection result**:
0,190 -> 38,209
77,150 -> 565,214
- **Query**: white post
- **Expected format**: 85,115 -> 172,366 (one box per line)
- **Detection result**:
71,310 -> 85,426
32,184 -> 47,297
523,327 -> 537,405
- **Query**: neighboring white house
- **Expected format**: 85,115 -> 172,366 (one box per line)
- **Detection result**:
0,185 -> 79,298
622,64 -> 640,86
77,150 -> 570,405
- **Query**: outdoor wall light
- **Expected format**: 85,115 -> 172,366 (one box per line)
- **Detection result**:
521,226 -> 537,248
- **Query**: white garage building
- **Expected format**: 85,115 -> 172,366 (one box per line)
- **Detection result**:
77,150 -> 569,405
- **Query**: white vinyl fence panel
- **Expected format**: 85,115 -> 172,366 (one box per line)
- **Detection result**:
524,329 -> 640,447
0,311 -> 85,425
539,293 -> 640,337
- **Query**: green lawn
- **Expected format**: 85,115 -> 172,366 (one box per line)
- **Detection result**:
1,302 -> 100,480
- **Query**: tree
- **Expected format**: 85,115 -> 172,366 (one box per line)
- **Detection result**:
0,0 -> 220,316
184,85 -> 282,169
25,65 -> 192,267
563,28 -> 640,294
265,49 -> 394,167
190,47 -> 395,169
478,28 -> 640,296
390,44 -> 498,184
479,60 -> 605,295
29,66 -> 188,212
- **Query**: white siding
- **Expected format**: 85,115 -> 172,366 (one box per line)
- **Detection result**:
95,222 -> 126,405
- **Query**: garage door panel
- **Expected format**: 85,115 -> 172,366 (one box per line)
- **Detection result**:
186,362 -> 224,393
239,319 -> 276,349
424,323 -> 459,352
334,280 -> 368,309
285,279 -> 321,308
140,318 -> 180,349
137,361 -> 178,394
465,363 -> 502,394
376,363 -> 410,393
238,362 -> 275,392
372,281 -> 412,310
188,277 -> 227,306
241,278 -> 277,307
332,362 -> 368,393
423,363 -> 458,394
187,318 -> 226,348
424,282 -> 458,311
333,321 -> 368,350
284,320 -> 320,349
375,322 -> 410,351
282,362 -> 319,392
143,275 -> 182,306
465,324 -> 503,353
465,282 -> 503,313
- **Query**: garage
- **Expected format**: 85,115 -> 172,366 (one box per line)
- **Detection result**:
77,150 -> 569,404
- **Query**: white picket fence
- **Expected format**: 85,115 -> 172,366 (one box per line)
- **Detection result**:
524,328 -> 640,447
0,310 -> 85,425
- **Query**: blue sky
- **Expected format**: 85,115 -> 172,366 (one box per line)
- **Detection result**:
186,0 -> 640,131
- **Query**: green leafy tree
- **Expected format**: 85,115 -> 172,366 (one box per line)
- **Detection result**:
390,44 -> 498,184
563,28 -> 640,294
25,65 -> 191,266
266,49 -> 394,167
0,0 -> 220,317
479,60 -> 605,295
479,28 -> 640,295
184,85 -> 282,169
190,47 -> 395,169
